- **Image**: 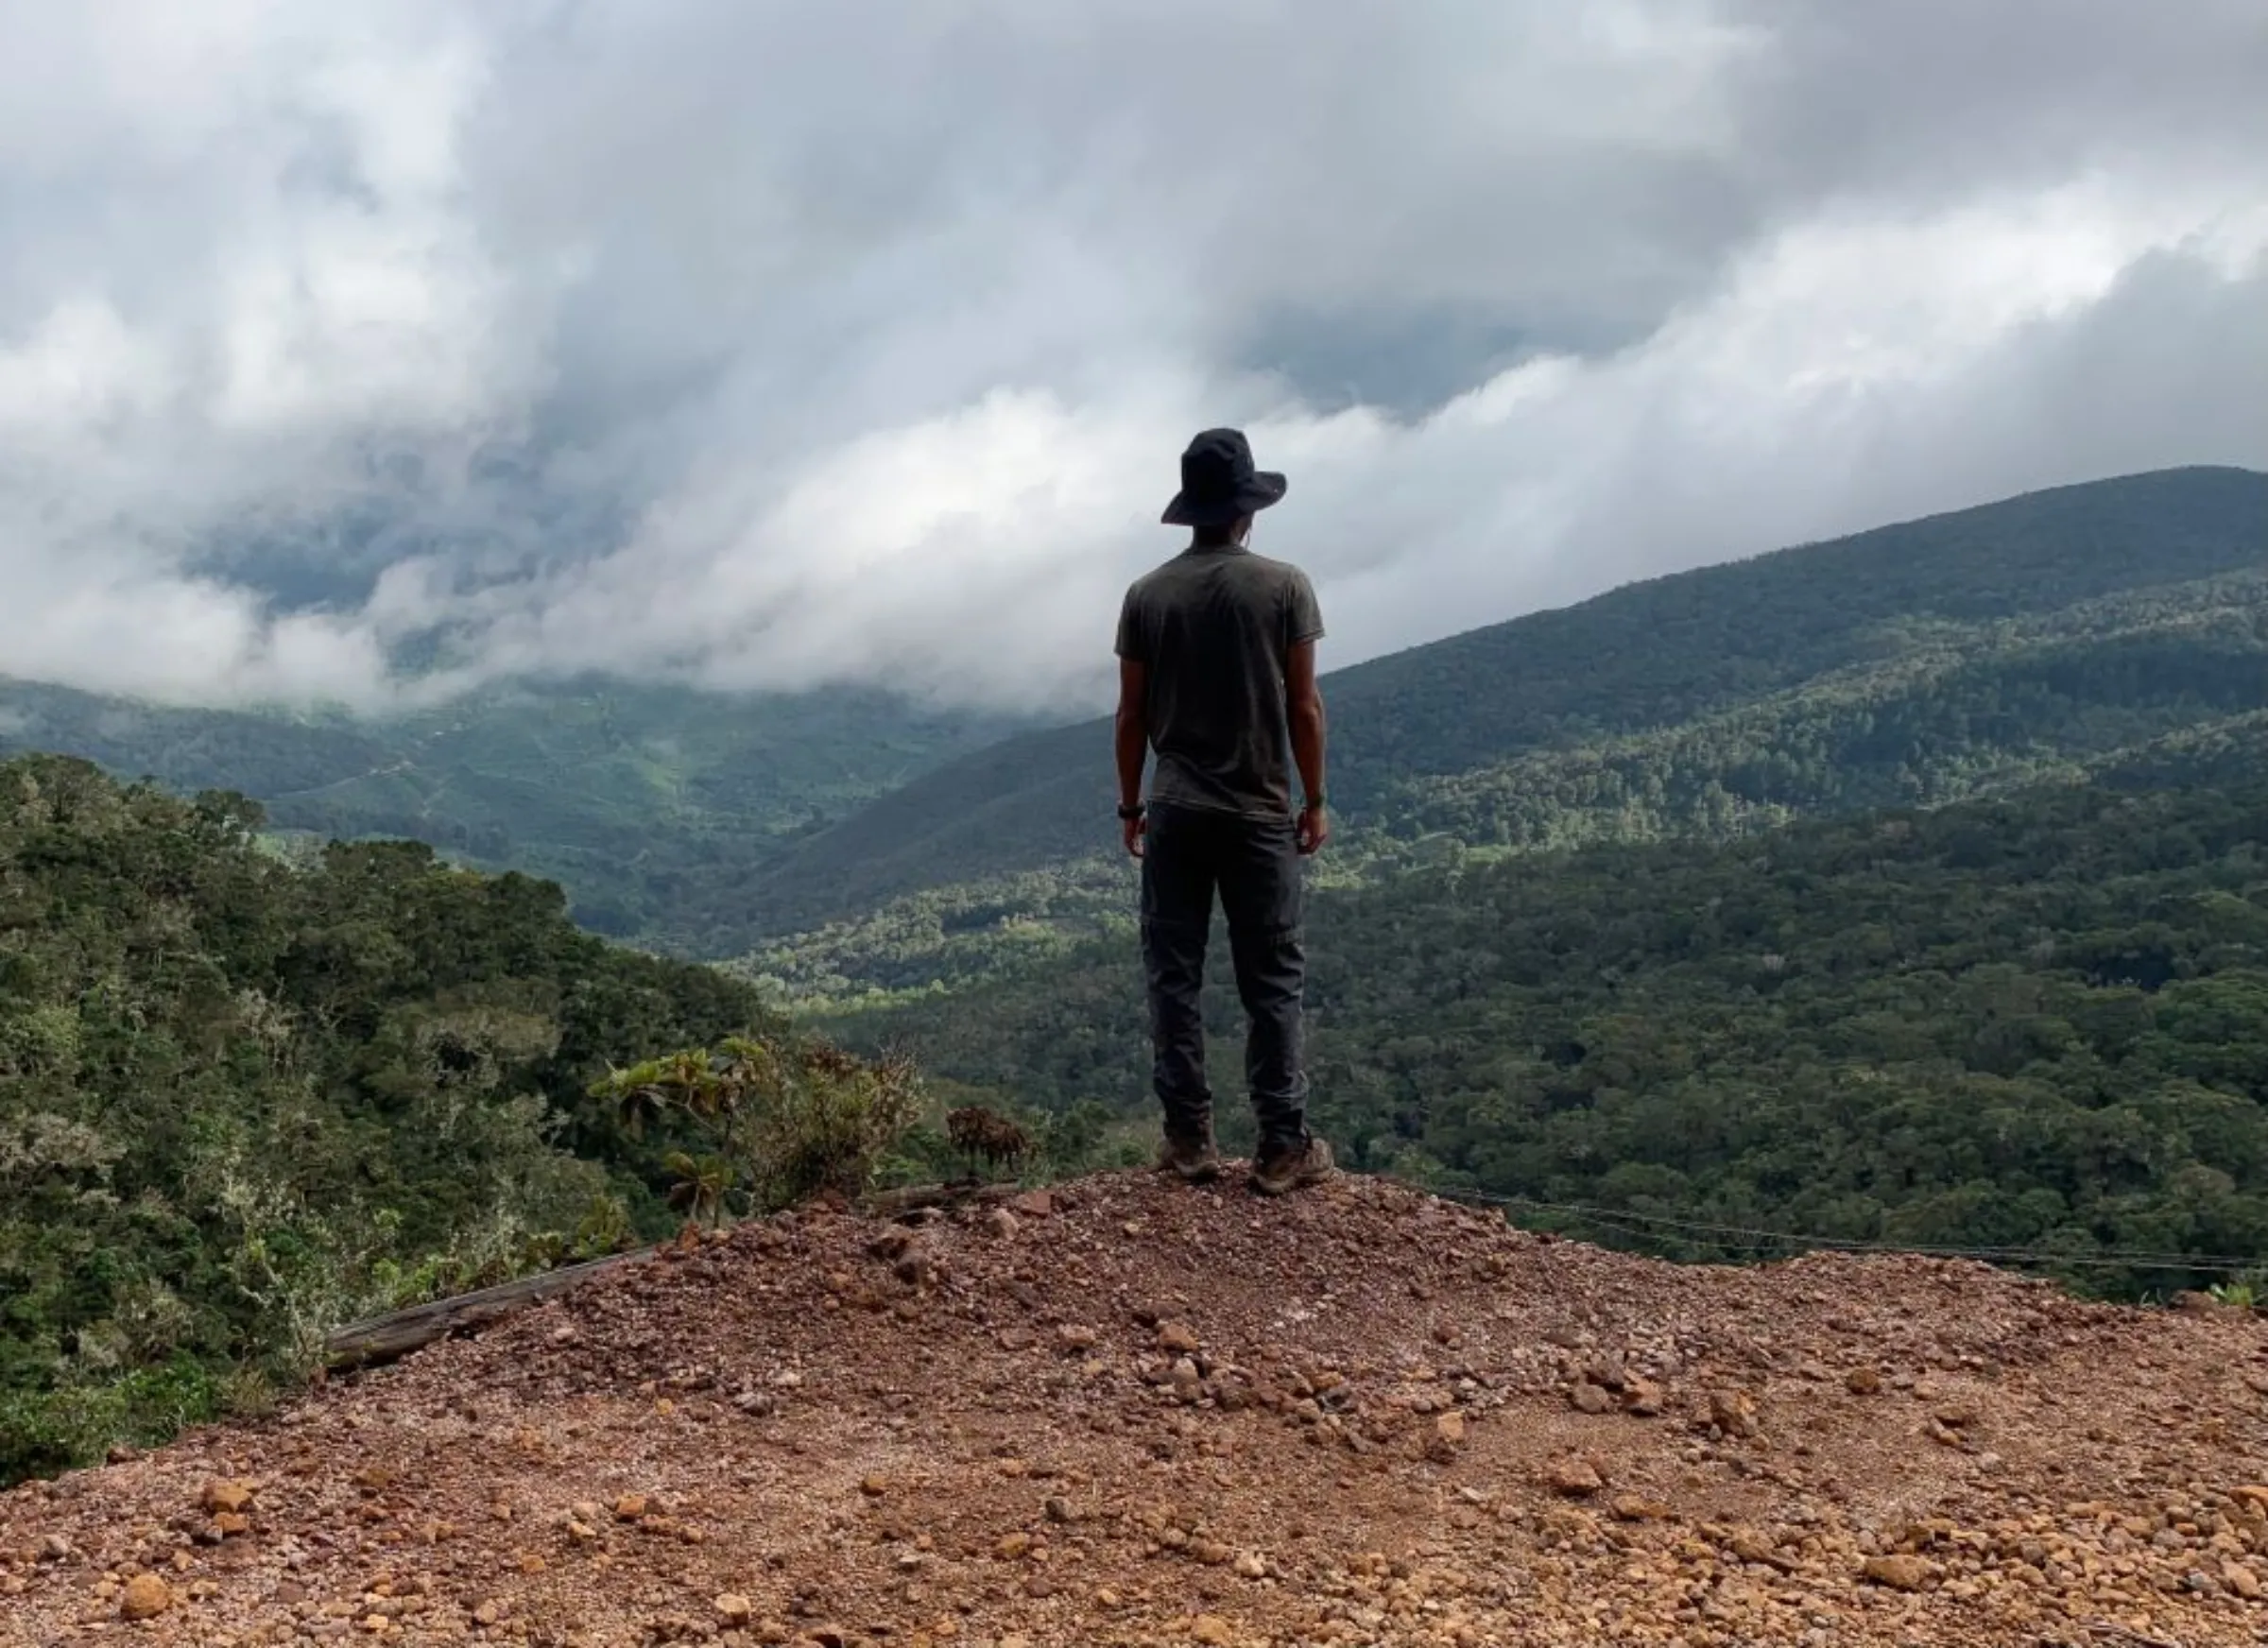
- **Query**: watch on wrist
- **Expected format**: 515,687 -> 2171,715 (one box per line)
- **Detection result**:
1304,794 -> 1326,811
1117,802 -> 1146,820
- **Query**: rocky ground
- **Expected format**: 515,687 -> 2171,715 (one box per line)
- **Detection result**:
9,1170 -> 2268,1647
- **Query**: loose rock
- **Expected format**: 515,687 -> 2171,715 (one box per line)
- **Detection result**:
120,1574 -> 173,1621
1861,1554 -> 1932,1591
199,1479 -> 254,1515
1157,1320 -> 1202,1355
1548,1458 -> 1605,1498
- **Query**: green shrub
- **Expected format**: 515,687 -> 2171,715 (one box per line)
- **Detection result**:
0,1358 -> 225,1485
592,1034 -> 923,1218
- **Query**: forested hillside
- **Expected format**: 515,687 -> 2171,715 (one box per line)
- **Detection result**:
730,467 -> 2268,943
738,573 -> 2268,1004
0,756 -> 796,1483
844,717 -> 2268,1298
0,678 -> 1028,950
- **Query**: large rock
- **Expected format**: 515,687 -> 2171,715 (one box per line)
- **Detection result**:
1157,1320 -> 1202,1355
1861,1554 -> 1933,1591
1548,1458 -> 1605,1498
1707,1388 -> 1759,1438
120,1574 -> 173,1620
199,1479 -> 254,1515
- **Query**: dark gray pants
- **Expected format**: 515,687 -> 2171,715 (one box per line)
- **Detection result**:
1141,801 -> 1309,1150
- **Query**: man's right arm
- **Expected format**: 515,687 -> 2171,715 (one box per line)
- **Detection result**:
1287,639 -> 1330,855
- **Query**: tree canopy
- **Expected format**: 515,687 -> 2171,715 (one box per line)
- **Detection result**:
0,756 -> 779,1482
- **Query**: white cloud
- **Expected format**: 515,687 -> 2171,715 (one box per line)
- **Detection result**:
0,0 -> 2260,712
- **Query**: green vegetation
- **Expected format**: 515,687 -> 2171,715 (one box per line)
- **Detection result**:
0,753 -> 1134,1485
737,467 -> 2268,943
735,575 -> 2268,1005
0,678 -> 1031,952
591,1037 -> 923,1221
743,474 -> 2268,1302
845,721 -> 2268,1299
0,754 -> 806,1484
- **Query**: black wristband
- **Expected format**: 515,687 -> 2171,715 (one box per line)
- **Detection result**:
1117,802 -> 1146,820
1303,795 -> 1326,810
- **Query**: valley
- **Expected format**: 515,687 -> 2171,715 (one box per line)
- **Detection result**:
5,465 -> 2268,1501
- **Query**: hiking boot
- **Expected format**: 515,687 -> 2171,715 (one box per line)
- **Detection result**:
1250,1134 -> 1335,1197
1156,1129 -> 1223,1184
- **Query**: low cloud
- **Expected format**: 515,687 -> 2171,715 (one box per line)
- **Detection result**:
0,1 -> 2261,712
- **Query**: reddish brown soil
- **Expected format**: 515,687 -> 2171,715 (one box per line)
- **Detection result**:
9,1169 -> 2268,1647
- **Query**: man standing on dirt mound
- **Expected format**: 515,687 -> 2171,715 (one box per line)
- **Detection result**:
1113,427 -> 1337,1197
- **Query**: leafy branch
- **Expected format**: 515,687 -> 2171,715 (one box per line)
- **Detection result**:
591,1033 -> 922,1222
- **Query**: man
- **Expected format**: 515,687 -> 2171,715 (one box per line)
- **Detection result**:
1113,427 -> 1335,1196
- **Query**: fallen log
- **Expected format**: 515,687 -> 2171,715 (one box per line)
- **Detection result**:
323,1248 -> 656,1370
321,1180 -> 1018,1369
864,1180 -> 1021,1218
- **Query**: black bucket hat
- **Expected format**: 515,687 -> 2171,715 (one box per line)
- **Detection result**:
1160,427 -> 1287,527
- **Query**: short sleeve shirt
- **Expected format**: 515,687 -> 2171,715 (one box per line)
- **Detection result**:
1114,545 -> 1324,817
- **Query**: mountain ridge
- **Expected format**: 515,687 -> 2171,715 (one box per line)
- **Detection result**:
0,678 -> 1034,947
727,465 -> 2268,939
3,467 -> 2259,966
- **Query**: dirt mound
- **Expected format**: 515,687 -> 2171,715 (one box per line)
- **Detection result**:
9,1169 -> 2268,1646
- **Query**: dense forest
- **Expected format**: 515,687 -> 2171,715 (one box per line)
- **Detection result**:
0,756 -> 956,1485
843,721 -> 2268,1301
736,578 -> 2268,1004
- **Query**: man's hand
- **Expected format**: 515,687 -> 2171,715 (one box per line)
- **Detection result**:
1286,643 -> 1328,856
1122,810 -> 1146,859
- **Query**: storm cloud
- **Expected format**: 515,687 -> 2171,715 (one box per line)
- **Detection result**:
1,0 -> 2262,711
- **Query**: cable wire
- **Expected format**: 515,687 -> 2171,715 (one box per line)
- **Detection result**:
1393,1179 -> 2268,1276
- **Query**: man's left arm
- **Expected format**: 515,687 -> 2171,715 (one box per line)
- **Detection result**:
1286,572 -> 1329,855
1114,657 -> 1149,858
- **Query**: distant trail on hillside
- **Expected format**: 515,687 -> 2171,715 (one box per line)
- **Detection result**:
260,758 -> 416,800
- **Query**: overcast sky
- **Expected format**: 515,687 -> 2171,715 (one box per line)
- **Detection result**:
1,1 -> 2263,713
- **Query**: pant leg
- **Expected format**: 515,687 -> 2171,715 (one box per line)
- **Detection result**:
1219,814 -> 1310,1148
1140,803 -> 1217,1140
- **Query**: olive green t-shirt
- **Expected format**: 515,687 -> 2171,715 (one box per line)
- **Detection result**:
1114,544 -> 1325,817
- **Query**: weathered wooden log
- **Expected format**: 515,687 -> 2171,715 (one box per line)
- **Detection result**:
322,1248 -> 654,1370
863,1180 -> 1020,1218
321,1181 -> 1015,1369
